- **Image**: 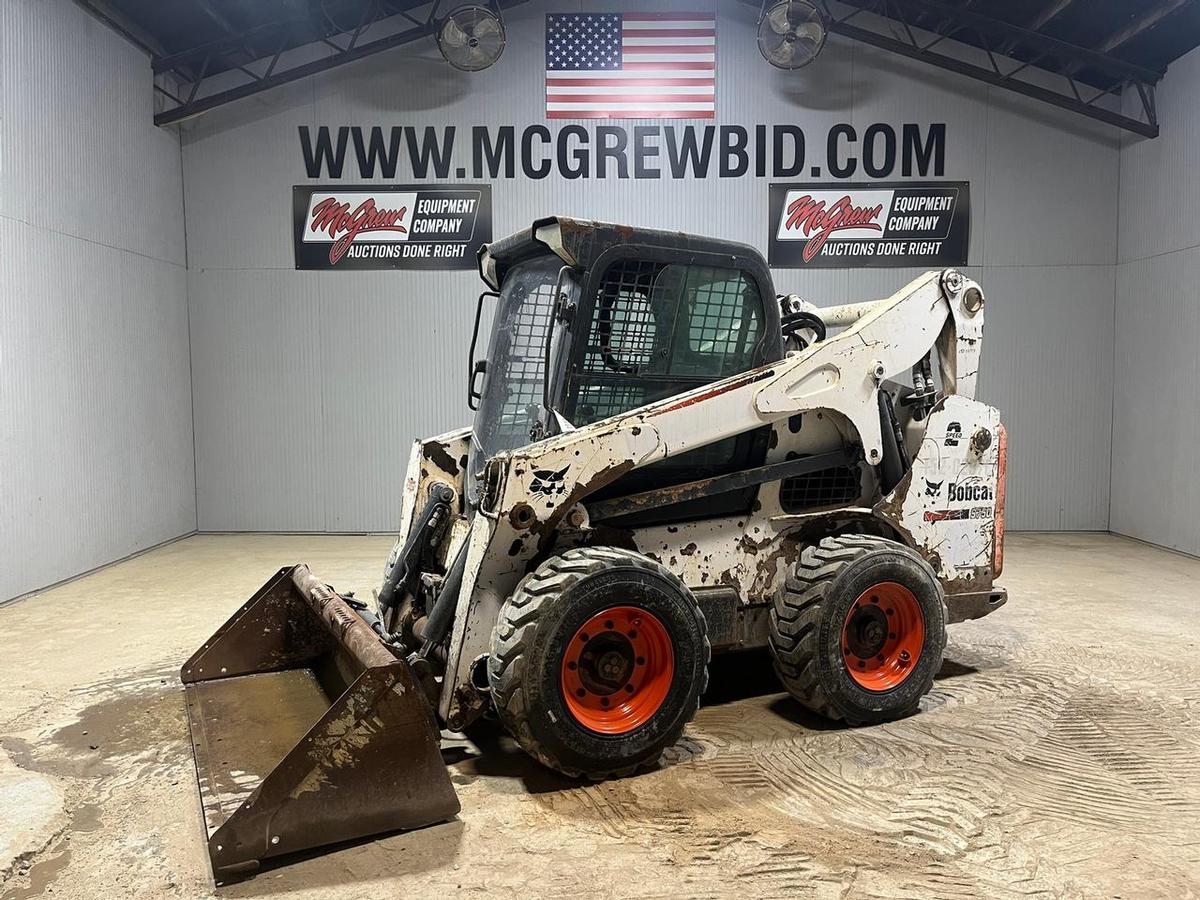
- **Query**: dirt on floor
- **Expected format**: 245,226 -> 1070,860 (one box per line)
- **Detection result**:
1,532 -> 1199,899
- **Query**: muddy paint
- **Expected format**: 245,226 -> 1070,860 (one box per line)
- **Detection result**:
425,441 -> 461,479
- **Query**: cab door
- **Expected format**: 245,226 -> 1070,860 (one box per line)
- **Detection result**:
563,246 -> 781,523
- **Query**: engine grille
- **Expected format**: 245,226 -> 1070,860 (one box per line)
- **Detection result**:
779,455 -> 861,512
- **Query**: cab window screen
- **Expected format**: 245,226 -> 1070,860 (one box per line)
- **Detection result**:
573,260 -> 763,427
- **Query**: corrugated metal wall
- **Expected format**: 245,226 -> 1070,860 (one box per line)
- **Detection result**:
180,0 -> 1120,534
1112,45 -> 1200,555
0,0 -> 195,602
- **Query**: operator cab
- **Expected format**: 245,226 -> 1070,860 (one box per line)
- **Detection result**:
469,217 -> 783,519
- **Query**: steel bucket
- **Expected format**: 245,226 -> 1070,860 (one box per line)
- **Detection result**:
181,565 -> 459,878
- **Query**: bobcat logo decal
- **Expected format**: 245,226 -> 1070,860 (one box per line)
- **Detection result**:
530,466 -> 570,497
924,478 -> 944,498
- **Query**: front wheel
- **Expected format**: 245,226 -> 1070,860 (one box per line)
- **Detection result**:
488,547 -> 710,778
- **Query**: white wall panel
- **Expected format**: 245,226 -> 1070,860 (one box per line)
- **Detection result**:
188,269 -> 325,530
1110,248 -> 1200,553
180,0 -> 1120,533
0,0 -> 193,602
0,1 -> 185,265
981,92 -> 1119,268
976,264 -> 1115,530
848,44 -> 989,266
188,267 -> 483,531
1118,47 -> 1200,264
1111,45 -> 1200,555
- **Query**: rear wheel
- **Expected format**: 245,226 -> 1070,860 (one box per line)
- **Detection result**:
769,535 -> 946,725
488,547 -> 709,778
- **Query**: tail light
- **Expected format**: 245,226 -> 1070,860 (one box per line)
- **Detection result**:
992,423 -> 1008,577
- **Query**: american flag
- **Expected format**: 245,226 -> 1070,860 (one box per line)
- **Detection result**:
545,11 -> 716,119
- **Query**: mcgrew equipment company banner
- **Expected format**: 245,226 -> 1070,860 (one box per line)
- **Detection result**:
293,184 -> 491,270
769,182 -> 969,268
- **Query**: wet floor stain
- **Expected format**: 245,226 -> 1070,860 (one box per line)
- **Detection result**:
0,671 -> 188,899
4,671 -> 189,782
0,846 -> 73,900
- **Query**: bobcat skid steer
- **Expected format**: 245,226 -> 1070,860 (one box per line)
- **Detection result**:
183,217 -> 1007,877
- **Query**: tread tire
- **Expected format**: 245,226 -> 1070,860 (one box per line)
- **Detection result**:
769,535 -> 947,725
488,546 -> 710,779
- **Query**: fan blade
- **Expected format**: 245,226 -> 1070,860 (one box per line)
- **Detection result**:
441,16 -> 469,48
767,3 -> 793,35
771,39 -> 798,66
797,21 -> 824,43
472,15 -> 501,40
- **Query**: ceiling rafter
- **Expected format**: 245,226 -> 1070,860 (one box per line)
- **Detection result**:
762,0 -> 1162,137
152,0 -> 525,127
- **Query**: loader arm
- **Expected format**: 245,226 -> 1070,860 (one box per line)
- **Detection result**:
439,269 -> 986,726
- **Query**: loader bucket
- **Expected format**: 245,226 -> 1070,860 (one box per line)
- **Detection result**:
181,564 -> 459,878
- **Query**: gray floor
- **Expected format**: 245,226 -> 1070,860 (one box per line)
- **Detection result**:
1,532 -> 1198,899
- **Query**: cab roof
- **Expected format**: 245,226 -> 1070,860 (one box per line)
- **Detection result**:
478,216 -> 770,291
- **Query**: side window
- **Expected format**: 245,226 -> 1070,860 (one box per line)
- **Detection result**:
674,266 -> 762,378
572,259 -> 765,427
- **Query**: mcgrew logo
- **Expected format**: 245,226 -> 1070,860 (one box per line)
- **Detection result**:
948,480 -> 993,503
783,194 -> 884,262
308,196 -> 409,264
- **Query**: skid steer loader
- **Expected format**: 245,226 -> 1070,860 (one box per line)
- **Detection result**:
183,217 -> 1007,877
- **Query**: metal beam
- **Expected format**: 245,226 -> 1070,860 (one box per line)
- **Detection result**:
997,0 -> 1078,54
1096,0 -> 1194,53
1029,0 -> 1078,32
152,0 -> 392,74
72,0 -> 168,57
755,1 -> 1161,137
154,1 -> 526,127
832,16 -> 1157,137
1061,0 -> 1193,78
875,0 -> 1163,82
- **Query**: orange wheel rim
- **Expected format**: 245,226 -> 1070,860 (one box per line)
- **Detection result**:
560,606 -> 674,735
841,582 -> 925,692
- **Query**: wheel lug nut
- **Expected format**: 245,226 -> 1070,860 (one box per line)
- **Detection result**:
605,620 -> 614,629
870,596 -> 879,604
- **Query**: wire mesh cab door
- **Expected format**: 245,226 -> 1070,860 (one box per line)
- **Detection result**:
564,244 -> 782,524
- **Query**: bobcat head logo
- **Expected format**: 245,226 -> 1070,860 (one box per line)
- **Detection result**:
924,478 -> 944,498
530,466 -> 570,497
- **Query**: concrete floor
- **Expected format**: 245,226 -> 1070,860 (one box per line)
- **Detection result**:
1,532 -> 1198,899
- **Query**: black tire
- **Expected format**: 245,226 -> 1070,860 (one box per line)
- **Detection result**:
769,535 -> 947,725
488,547 -> 710,778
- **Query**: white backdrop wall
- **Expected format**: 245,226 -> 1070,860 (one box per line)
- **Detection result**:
1112,45 -> 1200,556
181,0 -> 1120,534
0,0 -> 195,602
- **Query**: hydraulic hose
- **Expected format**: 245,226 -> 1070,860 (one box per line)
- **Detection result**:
419,531 -> 472,659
